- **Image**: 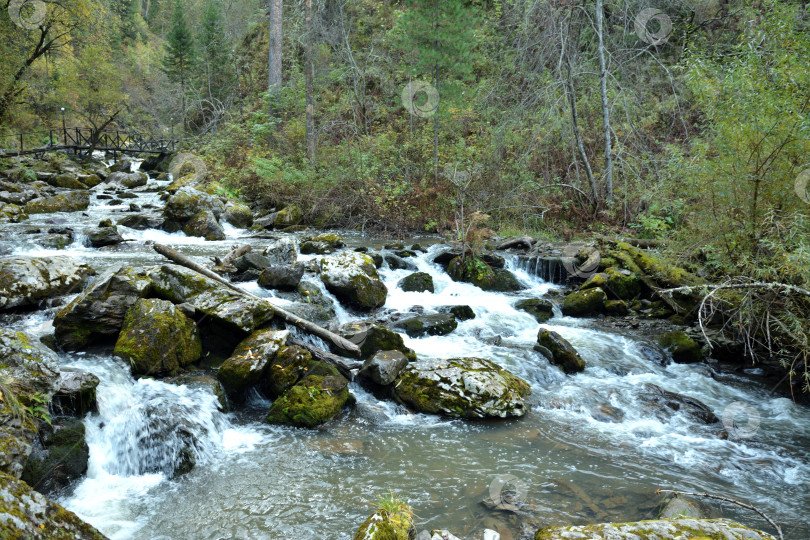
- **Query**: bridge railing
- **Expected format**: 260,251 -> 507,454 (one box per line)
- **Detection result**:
0,127 -> 180,158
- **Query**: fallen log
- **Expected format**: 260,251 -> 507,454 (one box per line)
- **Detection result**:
496,236 -> 536,251
152,243 -> 361,356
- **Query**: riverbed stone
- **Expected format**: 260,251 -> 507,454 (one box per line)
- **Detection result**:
148,264 -> 275,332
384,253 -> 416,271
320,252 -> 388,310
394,357 -> 530,418
51,368 -> 99,417
107,171 -> 147,189
638,383 -> 719,424
223,201 -> 253,228
53,266 -> 153,350
300,232 -> 345,254
257,263 -> 305,290
515,298 -> 554,323
338,321 -> 416,361
183,210 -> 225,241
165,372 -> 229,412
398,272 -> 434,293
217,329 -> 289,397
46,172 -> 87,190
0,256 -> 93,311
262,237 -> 297,265
561,287 -> 607,317
536,329 -> 586,373
658,330 -> 702,363
273,205 -> 302,228
441,305 -> 475,321
84,225 -> 125,248
447,256 -> 524,292
393,313 -> 457,338
534,518 -> 776,540
0,471 -> 108,539
21,417 -> 89,496
164,186 -> 225,221
265,373 -> 350,428
114,298 -> 202,377
353,506 -> 415,540
117,213 -> 163,230
359,350 -> 409,386
25,191 -> 90,214
264,344 -> 312,398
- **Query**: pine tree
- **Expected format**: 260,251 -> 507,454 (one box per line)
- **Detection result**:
200,0 -> 232,101
111,0 -> 141,44
398,0 -> 480,179
161,0 -> 196,124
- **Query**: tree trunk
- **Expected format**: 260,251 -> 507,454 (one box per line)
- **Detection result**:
595,0 -> 613,205
432,67 -> 439,182
565,53 -> 598,206
305,0 -> 316,162
267,0 -> 283,113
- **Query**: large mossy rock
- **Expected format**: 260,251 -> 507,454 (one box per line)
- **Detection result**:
21,418 -> 89,496
534,518 -> 775,540
579,268 -> 641,301
114,298 -> 202,377
658,331 -> 702,363
24,191 -> 90,214
107,171 -> 147,189
0,471 -> 108,539
320,252 -> 388,310
0,330 -> 61,479
300,233 -> 345,255
223,201 -> 253,228
273,205 -> 302,228
398,272 -> 434,293
182,209 -> 226,241
561,287 -> 607,317
53,267 -> 154,350
393,313 -> 457,338
217,329 -> 289,397
45,172 -> 87,190
353,506 -> 415,540
447,256 -> 524,292
257,263 -> 305,290
338,321 -> 416,361
164,187 -> 225,221
515,298 -> 554,323
264,345 -> 312,397
148,264 -> 275,332
613,241 -> 700,289
394,357 -> 530,419
265,373 -> 350,428
536,329 -> 586,373
263,238 -> 297,265
0,256 -> 94,311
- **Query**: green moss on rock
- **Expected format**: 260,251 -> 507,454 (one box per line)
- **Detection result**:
536,329 -> 586,373
515,298 -> 554,323
561,287 -> 607,317
265,374 -> 350,428
217,329 -> 289,397
447,256 -> 524,292
534,518 -> 776,540
658,331 -> 702,363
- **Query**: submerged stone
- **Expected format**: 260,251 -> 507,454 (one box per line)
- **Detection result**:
534,518 -> 776,540
536,329 -> 586,374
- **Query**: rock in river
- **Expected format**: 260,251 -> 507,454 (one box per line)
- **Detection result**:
534,518 -> 776,540
394,357 -> 530,419
320,251 -> 387,310
0,256 -> 93,311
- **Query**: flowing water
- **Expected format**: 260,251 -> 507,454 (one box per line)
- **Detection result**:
2,165 -> 808,539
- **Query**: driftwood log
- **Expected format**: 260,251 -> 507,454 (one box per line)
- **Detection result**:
152,243 -> 361,357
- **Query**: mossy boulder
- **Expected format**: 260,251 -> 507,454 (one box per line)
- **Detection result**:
265,373 -> 350,428
393,313 -> 457,338
47,173 -> 87,190
21,418 -> 89,496
223,201 -> 253,228
613,242 -> 700,289
0,471 -> 108,539
257,263 -> 305,291
359,350 -> 409,386
604,299 -> 629,316
534,518 -> 775,540
114,298 -> 202,377
148,264 -> 275,332
84,226 -> 125,248
353,506 -> 415,540
447,256 -> 524,292
441,305 -> 475,320
273,205 -> 303,228
53,266 -> 153,350
164,187 -> 225,221
264,344 -> 312,397
515,298 -> 554,323
580,268 -> 641,301
398,272 -> 434,293
0,256 -> 94,311
320,252 -> 388,310
182,209 -> 226,241
107,171 -> 147,189
300,232 -> 345,254
536,329 -> 586,373
165,173 -> 196,194
217,329 -> 289,397
394,357 -> 530,419
25,191 -> 90,214
0,203 -> 26,221
338,321 -> 416,361
561,287 -> 607,317
658,331 -> 702,363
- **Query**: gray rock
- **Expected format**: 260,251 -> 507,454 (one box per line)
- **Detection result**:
21,417 -> 89,496
107,171 -> 147,188
51,368 -> 99,417
84,226 -> 125,248
117,213 -> 163,230
320,252 -> 387,310
234,252 -> 272,271
182,209 -> 226,241
359,350 -> 409,386
398,272 -> 434,293
638,383 -> 719,424
262,237 -> 297,265
0,256 -> 93,311
257,263 -> 305,290
536,329 -> 586,373
384,253 -> 416,270
222,201 -> 253,228
534,518 -> 776,540
515,298 -> 554,323
393,313 -> 458,338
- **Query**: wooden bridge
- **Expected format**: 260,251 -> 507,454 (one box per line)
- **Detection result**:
0,127 -> 180,159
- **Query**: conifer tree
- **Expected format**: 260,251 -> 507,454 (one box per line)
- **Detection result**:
161,0 -> 196,124
200,0 -> 232,101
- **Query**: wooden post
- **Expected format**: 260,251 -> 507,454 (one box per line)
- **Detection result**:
152,243 -> 362,356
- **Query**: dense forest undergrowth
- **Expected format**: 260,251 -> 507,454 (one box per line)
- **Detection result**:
2,0 -> 809,391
